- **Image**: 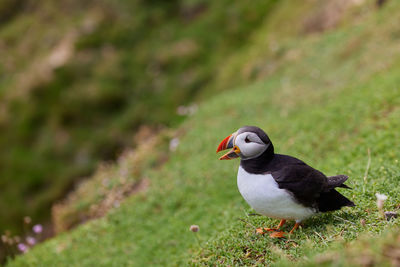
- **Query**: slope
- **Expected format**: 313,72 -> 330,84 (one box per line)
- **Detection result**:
0,0 -> 277,234
8,0 -> 400,266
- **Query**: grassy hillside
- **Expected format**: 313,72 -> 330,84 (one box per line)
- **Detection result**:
0,0 -> 277,234
7,0 -> 400,266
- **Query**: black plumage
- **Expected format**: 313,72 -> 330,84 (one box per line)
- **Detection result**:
239,126 -> 355,212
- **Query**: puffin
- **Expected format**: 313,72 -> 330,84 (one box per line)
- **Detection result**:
216,126 -> 355,238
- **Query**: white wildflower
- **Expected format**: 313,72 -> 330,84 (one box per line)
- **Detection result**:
177,104 -> 198,116
375,193 -> 388,210
169,138 -> 180,152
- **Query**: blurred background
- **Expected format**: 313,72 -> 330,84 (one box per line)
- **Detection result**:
0,0 -> 396,264
0,0 -> 277,259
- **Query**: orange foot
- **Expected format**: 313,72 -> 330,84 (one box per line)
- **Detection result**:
266,219 -> 287,232
269,231 -> 286,238
255,219 -> 287,235
256,227 -> 280,234
256,228 -> 265,235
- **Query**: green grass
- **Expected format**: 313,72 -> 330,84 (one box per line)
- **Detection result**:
0,0 -> 277,234
7,0 -> 400,265
285,228 -> 400,266
193,72 -> 400,265
9,65 -> 400,266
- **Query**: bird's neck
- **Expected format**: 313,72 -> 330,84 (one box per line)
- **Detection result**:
240,144 -> 274,174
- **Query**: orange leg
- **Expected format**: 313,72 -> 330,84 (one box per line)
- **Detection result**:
277,219 -> 286,229
289,222 -> 300,234
264,219 -> 286,232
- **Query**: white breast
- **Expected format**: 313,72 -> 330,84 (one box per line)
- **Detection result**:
237,166 -> 315,221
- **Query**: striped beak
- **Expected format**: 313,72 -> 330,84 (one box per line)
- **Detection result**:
216,132 -> 240,160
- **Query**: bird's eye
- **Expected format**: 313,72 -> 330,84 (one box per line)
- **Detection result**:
245,137 -> 251,143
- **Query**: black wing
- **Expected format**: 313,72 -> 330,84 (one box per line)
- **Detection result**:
271,163 -> 328,208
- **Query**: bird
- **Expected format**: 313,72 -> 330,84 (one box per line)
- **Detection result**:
216,126 -> 355,238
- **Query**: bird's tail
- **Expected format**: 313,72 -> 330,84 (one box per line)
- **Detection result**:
319,174 -> 355,212
327,174 -> 351,189
317,189 -> 355,212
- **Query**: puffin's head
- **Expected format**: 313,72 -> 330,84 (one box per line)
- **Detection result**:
216,126 -> 273,160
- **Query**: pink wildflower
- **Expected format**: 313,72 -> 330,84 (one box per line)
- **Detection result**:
33,224 -> 43,234
17,243 -> 28,253
26,236 -> 36,246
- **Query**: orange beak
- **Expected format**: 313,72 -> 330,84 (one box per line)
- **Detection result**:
216,133 -> 240,160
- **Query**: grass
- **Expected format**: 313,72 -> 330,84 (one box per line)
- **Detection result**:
0,0 -> 277,234
6,0 -> 400,265
9,65 -> 400,266
193,72 -> 400,265
287,228 -> 400,266
51,128 -> 173,233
